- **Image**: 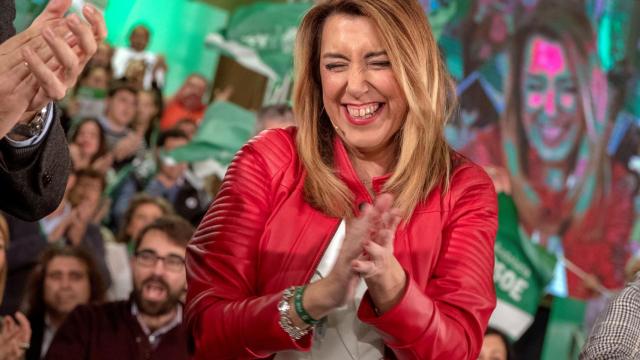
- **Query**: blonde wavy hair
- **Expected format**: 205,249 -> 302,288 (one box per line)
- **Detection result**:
293,0 -> 456,218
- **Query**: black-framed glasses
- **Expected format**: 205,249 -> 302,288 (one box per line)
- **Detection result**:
134,250 -> 185,272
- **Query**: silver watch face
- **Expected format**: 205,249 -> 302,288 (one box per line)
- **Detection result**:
278,299 -> 290,313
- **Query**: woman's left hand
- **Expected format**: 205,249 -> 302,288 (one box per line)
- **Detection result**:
351,194 -> 406,314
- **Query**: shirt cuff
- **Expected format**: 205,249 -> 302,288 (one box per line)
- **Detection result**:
5,102 -> 55,148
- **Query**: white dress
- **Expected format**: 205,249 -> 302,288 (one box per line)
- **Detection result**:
275,221 -> 384,360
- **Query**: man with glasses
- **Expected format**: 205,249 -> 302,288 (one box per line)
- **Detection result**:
44,215 -> 192,359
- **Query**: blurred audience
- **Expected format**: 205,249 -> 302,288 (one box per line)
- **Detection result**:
41,169 -> 111,287
134,89 -> 164,149
479,327 -> 513,360
107,194 -> 173,301
68,118 -> 111,173
89,43 -> 114,70
145,129 -> 209,226
255,104 -> 295,133
0,213 -> 31,360
111,25 -> 167,90
45,216 -> 192,359
23,246 -> 106,360
98,82 -> 143,171
173,119 -> 197,141
159,74 -> 208,130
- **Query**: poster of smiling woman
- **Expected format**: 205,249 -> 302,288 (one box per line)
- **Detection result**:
460,1 -> 637,300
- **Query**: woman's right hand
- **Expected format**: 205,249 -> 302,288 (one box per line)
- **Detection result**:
299,201 -> 385,322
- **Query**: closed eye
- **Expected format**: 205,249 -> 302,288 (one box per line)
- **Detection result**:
370,61 -> 391,68
325,63 -> 347,71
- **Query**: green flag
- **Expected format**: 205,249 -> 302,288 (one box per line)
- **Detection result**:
206,2 -> 312,80
167,100 -> 256,175
540,296 -> 587,360
489,193 -> 557,340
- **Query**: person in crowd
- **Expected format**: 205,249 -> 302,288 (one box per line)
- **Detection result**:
135,89 -> 164,149
479,327 -> 513,360
0,0 -> 106,221
581,272 -> 640,358
98,82 -> 144,170
41,169 -> 111,286
463,3 -> 635,299
80,66 -> 111,92
0,214 -> 31,360
23,246 -> 106,360
68,118 -> 111,173
159,74 -> 208,130
106,194 -> 173,301
185,0 -> 497,359
111,25 -> 167,90
145,129 -> 209,226
173,119 -> 198,141
46,216 -> 192,359
65,66 -> 113,121
89,42 -> 113,70
255,104 -> 296,133
110,129 -> 190,229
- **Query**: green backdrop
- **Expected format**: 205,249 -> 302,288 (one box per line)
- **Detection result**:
104,0 -> 228,96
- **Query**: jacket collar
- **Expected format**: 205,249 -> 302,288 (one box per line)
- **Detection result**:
332,135 -> 392,210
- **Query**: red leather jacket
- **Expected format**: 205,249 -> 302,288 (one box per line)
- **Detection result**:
186,128 -> 497,359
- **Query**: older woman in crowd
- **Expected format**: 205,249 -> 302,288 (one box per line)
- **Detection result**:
185,0 -> 497,359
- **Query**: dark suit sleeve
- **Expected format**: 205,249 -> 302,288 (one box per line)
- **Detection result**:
44,305 -> 91,360
0,0 -> 16,44
0,105 -> 71,221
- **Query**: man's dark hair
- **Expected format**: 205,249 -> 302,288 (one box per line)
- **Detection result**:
156,128 -> 189,148
484,327 -> 514,360
117,193 -> 174,244
23,245 -> 106,318
107,80 -> 138,98
134,215 -> 194,252
74,167 -> 107,192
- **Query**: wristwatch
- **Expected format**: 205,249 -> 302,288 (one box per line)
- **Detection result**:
10,105 -> 47,138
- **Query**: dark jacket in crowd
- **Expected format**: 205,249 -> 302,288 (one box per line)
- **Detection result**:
0,212 -> 49,315
45,300 -> 190,360
0,0 -> 71,222
25,312 -> 47,360
0,213 -> 112,315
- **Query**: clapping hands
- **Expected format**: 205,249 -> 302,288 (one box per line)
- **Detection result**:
0,313 -> 31,360
0,0 -> 107,139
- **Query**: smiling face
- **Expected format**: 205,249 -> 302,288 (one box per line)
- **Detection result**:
74,120 -> 101,158
521,35 -> 582,163
319,14 -> 407,157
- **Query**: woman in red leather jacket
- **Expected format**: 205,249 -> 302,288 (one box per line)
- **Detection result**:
185,1 -> 498,359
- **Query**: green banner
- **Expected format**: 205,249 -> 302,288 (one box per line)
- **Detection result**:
168,100 -> 256,175
541,296 -> 587,360
489,194 -> 557,340
207,2 -> 312,80
105,0 -> 227,96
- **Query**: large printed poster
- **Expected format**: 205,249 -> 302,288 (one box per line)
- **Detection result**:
438,0 -> 640,300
